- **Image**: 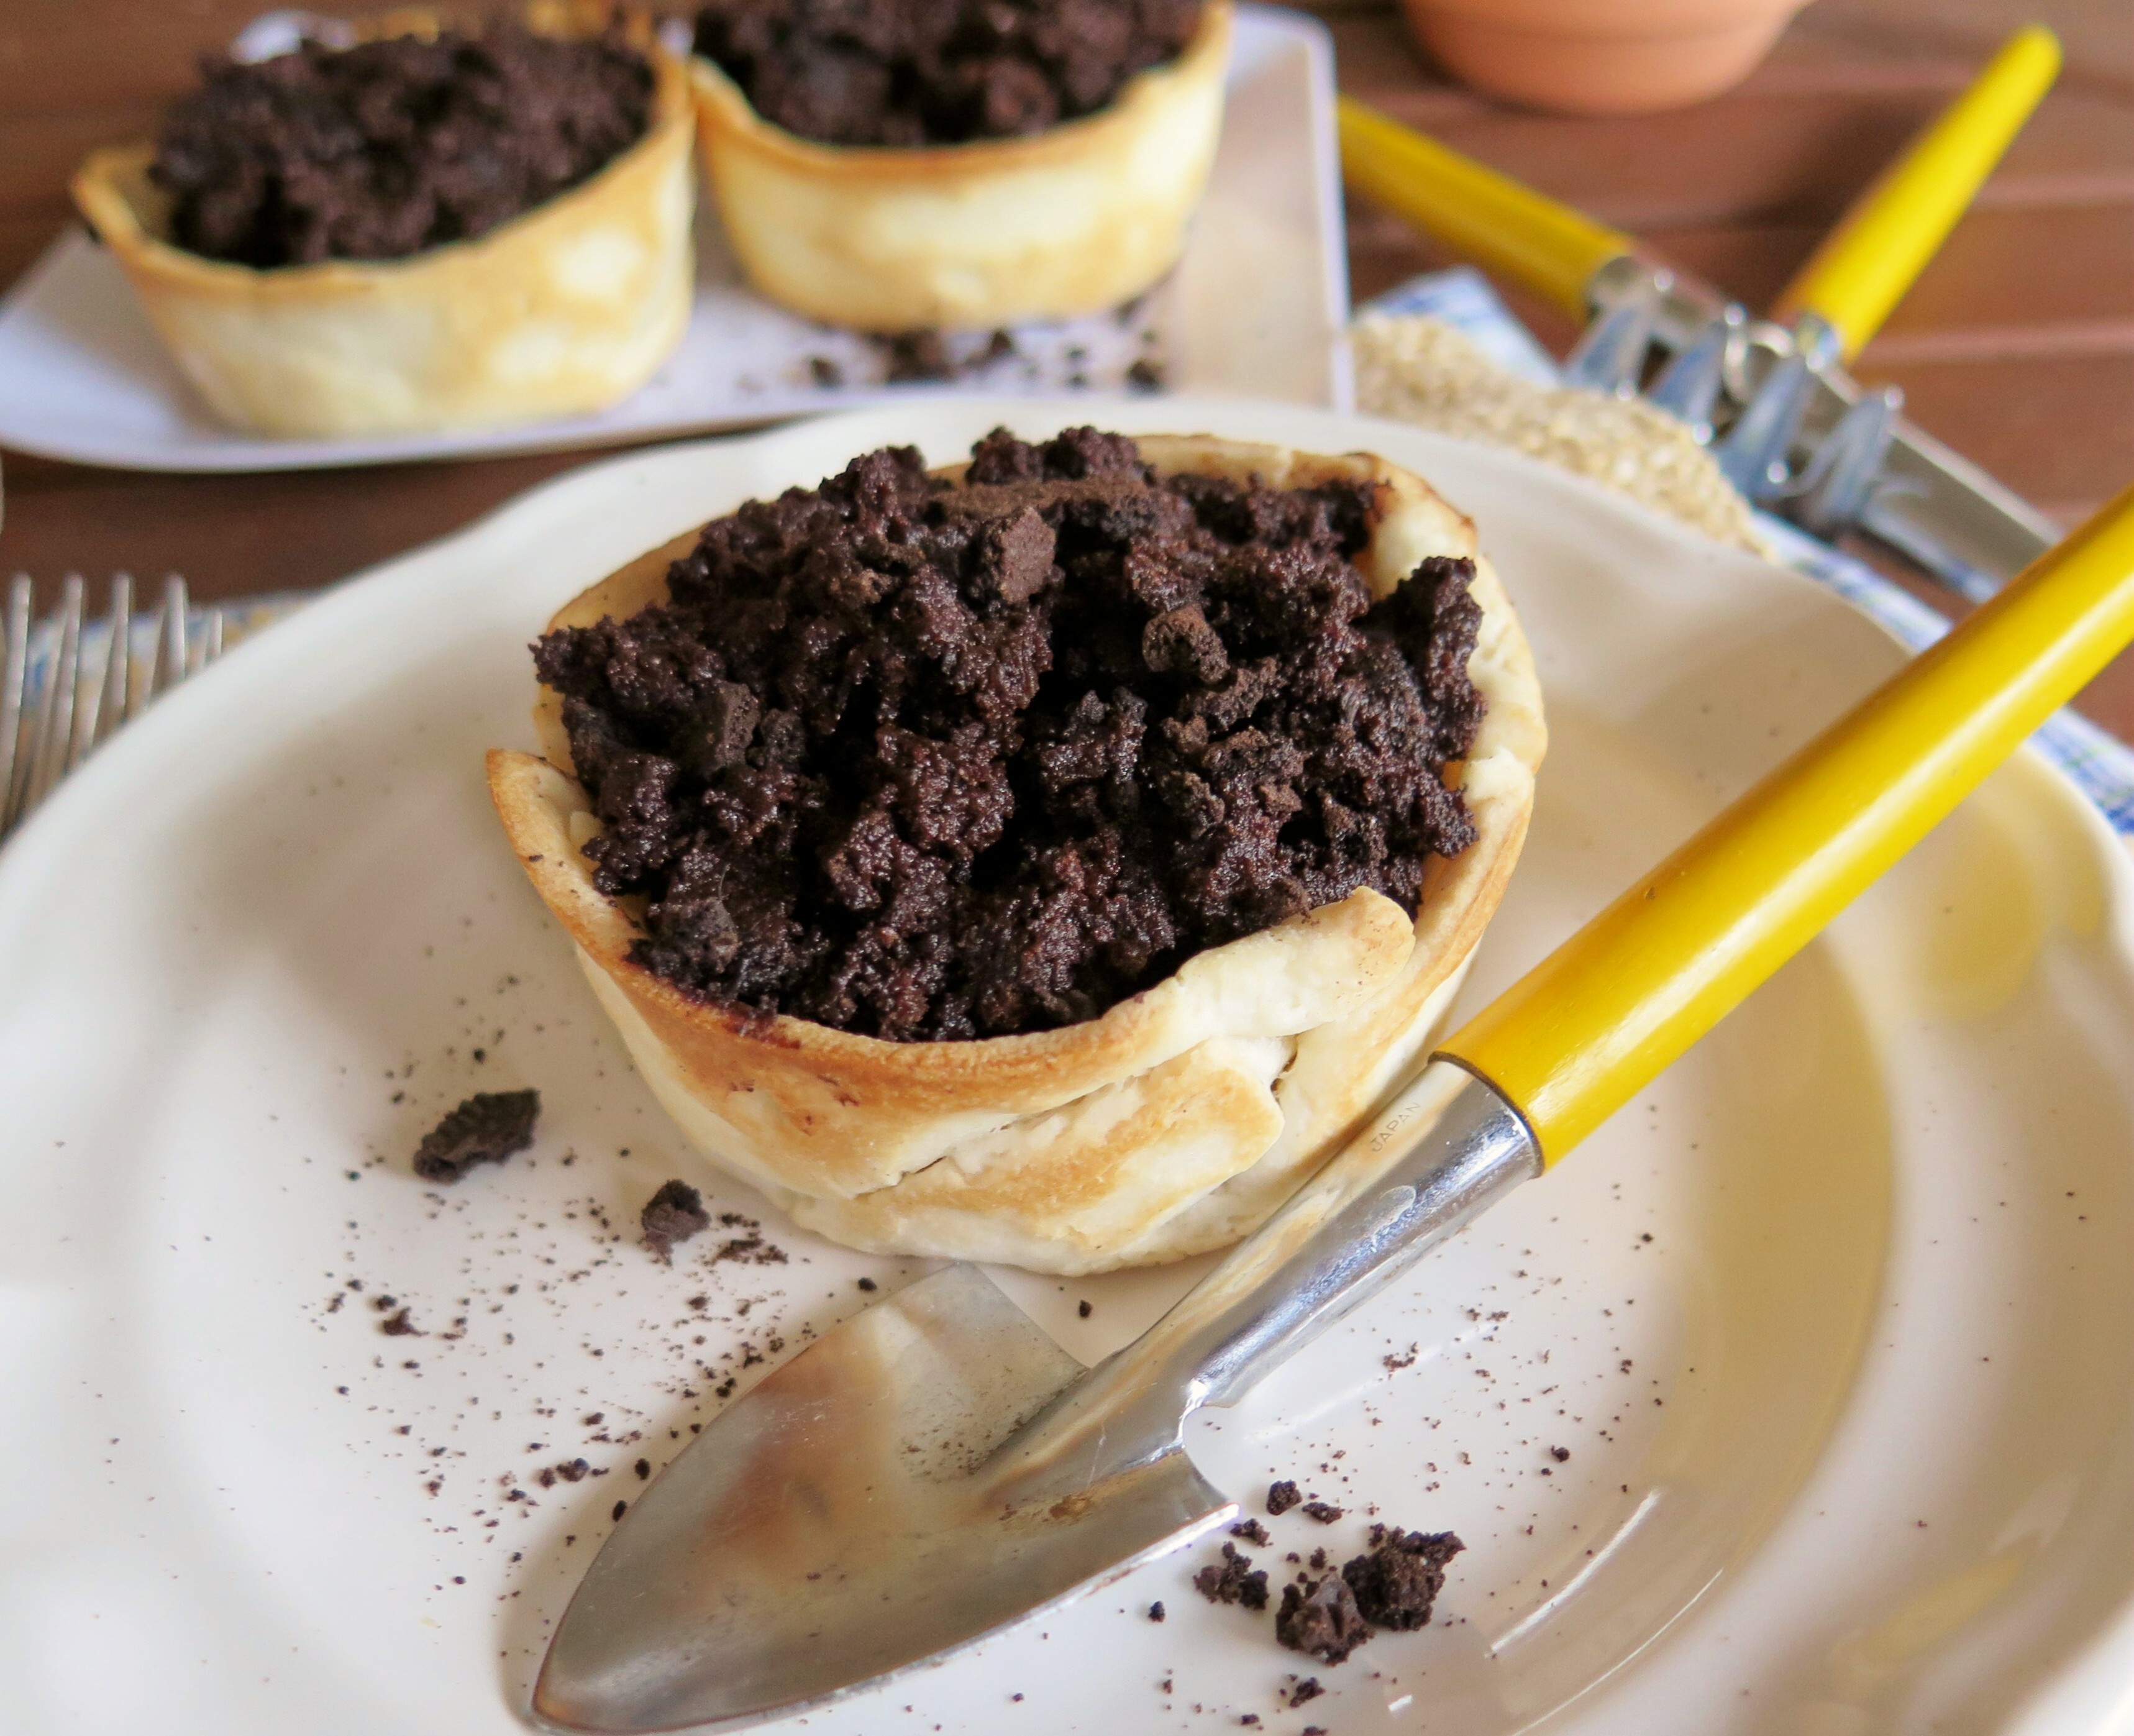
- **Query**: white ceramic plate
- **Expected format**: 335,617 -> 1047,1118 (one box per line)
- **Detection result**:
0,7 -> 1346,475
1,400 -> 2130,1736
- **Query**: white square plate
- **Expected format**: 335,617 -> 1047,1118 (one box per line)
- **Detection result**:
0,6 -> 1348,474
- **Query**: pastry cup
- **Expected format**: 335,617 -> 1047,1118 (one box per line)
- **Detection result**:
68,6 -> 696,439
488,434 -> 1546,1273
688,1 -> 1232,331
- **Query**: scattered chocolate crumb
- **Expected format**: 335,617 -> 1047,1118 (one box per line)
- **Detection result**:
807,355 -> 844,388
1230,1519 -> 1271,1546
153,26 -> 654,268
1549,1445 -> 1571,1462
1341,1526 -> 1463,1630
411,1089 -> 540,1183
1147,1600 -> 1165,1622
1383,1345 -> 1418,1371
634,1458 -> 651,1480
1302,1501 -> 1343,1524
1126,357 -> 1165,393
1266,1480 -> 1302,1516
640,1179 -> 712,1262
1308,1547 -> 1328,1572
714,1229 -> 788,1265
1275,1572 -> 1369,1665
857,1277 -> 878,1292
1288,1677 -> 1323,1707
1193,1542 -> 1269,1610
1077,1299 -> 1093,1318
612,1500 -> 627,1522
583,1412 -> 604,1425
555,1458 -> 591,1482
379,1307 -> 419,1336
881,329 -> 954,382
1303,1727 -> 1329,1735
1238,1718 -> 1260,1728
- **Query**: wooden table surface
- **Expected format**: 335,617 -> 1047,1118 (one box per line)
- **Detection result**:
2,0 -> 2131,737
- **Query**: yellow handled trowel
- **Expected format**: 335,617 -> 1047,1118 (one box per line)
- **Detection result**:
1341,27 -> 2064,602
530,478 -> 2134,1732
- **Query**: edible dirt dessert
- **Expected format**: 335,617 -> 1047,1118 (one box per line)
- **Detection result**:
489,426 -> 1544,1274
70,4 -> 696,437
152,25 -> 653,267
1342,1526 -> 1462,1630
686,1 -> 1231,329
411,1089 -> 541,1183
693,0 -> 1205,147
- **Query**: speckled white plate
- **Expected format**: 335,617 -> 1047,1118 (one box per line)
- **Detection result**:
1,400 -> 2131,1736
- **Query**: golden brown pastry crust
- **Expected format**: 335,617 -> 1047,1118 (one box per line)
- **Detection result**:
487,433 -> 1546,1272
69,6 -> 696,439
688,2 -> 1231,331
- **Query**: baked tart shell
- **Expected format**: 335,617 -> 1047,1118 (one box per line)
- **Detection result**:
688,1 -> 1233,332
488,434 -> 1546,1273
69,6 -> 697,439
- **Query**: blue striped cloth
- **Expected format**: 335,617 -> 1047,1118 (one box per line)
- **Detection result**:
1365,267 -> 2134,839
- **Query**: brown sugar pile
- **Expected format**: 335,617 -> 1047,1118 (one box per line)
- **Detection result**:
534,427 -> 1487,1043
152,24 -> 653,267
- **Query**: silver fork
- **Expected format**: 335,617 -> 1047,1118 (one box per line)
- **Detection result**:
1,573 -> 226,842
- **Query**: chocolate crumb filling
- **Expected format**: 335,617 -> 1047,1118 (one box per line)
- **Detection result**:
152,25 -> 653,268
693,0 -> 1204,148
1275,1571 -> 1370,1665
1193,1542 -> 1269,1610
1265,1479 -> 1302,1515
536,428 -> 1487,1043
1341,1525 -> 1464,1630
411,1090 -> 540,1183
641,1179 -> 712,1261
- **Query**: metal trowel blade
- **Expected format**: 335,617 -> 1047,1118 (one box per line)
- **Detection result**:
532,1264 -> 1233,1734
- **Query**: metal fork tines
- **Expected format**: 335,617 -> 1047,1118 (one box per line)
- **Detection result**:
1,573 -> 226,841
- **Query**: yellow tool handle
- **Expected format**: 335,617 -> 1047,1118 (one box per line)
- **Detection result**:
1772,25 -> 2061,359
1336,96 -> 1632,321
1439,483 -> 2134,1163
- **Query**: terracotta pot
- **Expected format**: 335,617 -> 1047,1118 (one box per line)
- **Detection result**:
1400,0 -> 1808,115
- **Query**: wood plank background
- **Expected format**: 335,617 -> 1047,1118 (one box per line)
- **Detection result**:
2,0 -> 2130,736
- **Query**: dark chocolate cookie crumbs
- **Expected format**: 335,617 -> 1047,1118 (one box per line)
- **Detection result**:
612,1499 -> 628,1522
153,26 -> 652,267
1288,1676 -> 1323,1707
693,0 -> 1204,147
1549,1445 -> 1571,1462
1077,1299 -> 1093,1318
640,1179 -> 713,1262
1302,1501 -> 1344,1524
1266,1479 -> 1302,1516
411,1089 -> 540,1183
1147,1600 -> 1165,1622
1341,1526 -> 1463,1631
1274,1572 -> 1370,1666
1193,1542 -> 1269,1610
534,429 -> 1486,1043
379,1307 -> 419,1336
1229,1519 -> 1271,1546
